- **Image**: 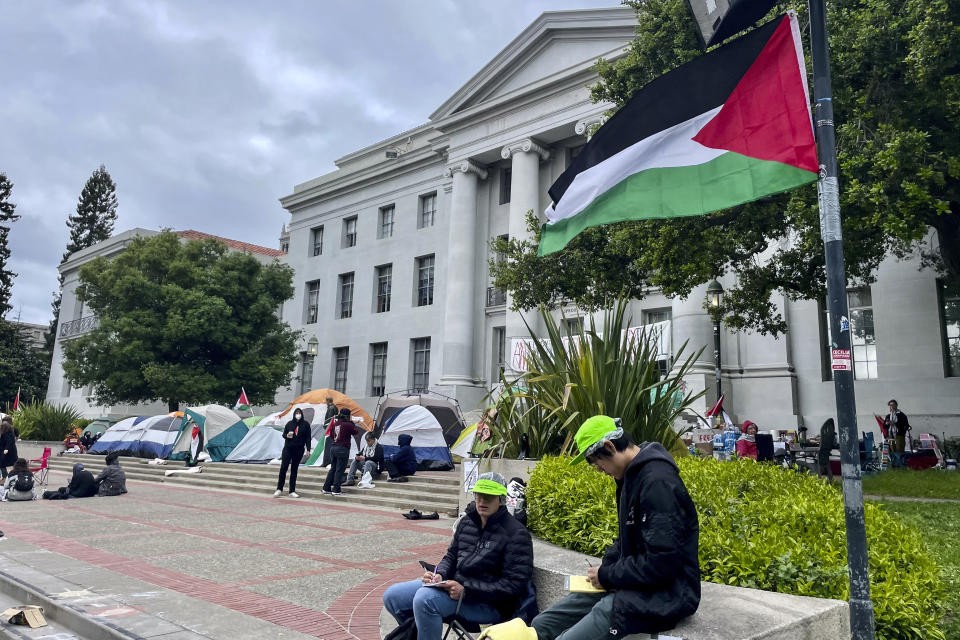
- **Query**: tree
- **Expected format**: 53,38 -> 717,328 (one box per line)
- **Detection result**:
0,173 -> 19,316
47,165 -> 119,351
62,231 -> 300,412
491,0 -> 960,335
0,320 -> 51,407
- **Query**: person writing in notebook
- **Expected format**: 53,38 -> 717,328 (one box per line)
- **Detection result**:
526,416 -> 700,640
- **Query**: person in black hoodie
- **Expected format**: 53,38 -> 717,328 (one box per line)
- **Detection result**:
526,415 -> 700,640
274,408 -> 311,498
382,472 -> 533,640
44,462 -> 98,500
322,408 -> 359,496
384,433 -> 417,482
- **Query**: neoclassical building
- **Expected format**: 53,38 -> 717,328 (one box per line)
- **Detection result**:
278,7 -> 960,437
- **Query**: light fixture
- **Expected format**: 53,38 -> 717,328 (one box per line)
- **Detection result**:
306,336 -> 319,357
706,279 -> 724,308
385,149 -> 399,159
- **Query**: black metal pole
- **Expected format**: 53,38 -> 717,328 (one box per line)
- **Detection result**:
807,1 -> 876,637
713,319 -> 722,401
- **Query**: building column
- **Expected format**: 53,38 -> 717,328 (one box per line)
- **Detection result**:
671,282 -> 718,416
439,160 -> 487,386
501,139 -> 550,375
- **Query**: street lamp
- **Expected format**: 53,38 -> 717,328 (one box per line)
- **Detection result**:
306,336 -> 319,357
705,279 -> 724,402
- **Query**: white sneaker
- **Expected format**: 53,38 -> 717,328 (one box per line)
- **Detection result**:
289,492 -> 300,498
273,490 -> 282,497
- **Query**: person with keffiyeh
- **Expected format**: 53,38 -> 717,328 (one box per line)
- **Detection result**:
735,421 -> 759,460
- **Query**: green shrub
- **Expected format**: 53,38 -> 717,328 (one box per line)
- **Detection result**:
528,455 -> 946,640
13,401 -> 83,441
74,418 -> 94,431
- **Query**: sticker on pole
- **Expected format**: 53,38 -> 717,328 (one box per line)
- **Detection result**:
831,348 -> 852,371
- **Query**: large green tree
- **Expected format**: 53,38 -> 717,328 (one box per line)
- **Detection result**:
48,165 -> 119,351
492,0 -> 960,335
0,172 -> 19,316
0,320 -> 51,407
62,231 -> 300,411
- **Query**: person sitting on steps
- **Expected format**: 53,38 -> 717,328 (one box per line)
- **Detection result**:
345,431 -> 383,486
384,433 -> 416,482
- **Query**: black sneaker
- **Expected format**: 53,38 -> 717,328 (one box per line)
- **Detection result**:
321,489 -> 333,495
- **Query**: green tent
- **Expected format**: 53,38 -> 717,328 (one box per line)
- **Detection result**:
170,405 -> 248,462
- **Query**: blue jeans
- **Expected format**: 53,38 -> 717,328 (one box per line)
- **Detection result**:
531,592 -> 613,640
382,579 -> 501,640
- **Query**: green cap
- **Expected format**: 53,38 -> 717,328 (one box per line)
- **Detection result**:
472,478 -> 507,496
570,415 -> 624,465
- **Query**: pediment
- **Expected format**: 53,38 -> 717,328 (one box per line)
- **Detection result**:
430,7 -> 636,122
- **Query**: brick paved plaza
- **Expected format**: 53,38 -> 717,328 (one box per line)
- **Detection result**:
0,462 -> 455,639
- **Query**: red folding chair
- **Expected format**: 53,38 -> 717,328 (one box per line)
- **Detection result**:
28,447 -> 52,486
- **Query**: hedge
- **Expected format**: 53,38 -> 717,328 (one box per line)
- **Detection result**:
527,455 -> 945,640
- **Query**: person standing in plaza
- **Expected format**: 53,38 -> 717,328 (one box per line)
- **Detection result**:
322,408 -> 358,496
883,399 -> 911,454
817,418 -> 836,481
320,396 -> 338,467
0,418 -> 18,481
275,408 -> 311,498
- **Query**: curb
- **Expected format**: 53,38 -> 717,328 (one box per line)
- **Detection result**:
0,567 -> 143,640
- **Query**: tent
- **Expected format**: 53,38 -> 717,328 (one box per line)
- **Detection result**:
170,405 -> 248,462
243,416 -> 265,427
88,417 -> 142,454
374,391 -> 465,446
266,389 -> 374,431
225,425 -> 286,464
380,404 -> 454,471
83,419 -> 113,437
114,414 -> 182,458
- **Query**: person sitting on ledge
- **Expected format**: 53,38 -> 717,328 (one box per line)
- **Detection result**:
736,421 -> 759,460
345,431 -> 383,486
384,433 -> 417,483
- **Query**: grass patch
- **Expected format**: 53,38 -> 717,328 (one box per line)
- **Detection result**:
876,500 -> 960,639
862,469 -> 960,500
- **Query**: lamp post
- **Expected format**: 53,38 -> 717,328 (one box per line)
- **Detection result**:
306,337 -> 319,357
706,280 -> 724,402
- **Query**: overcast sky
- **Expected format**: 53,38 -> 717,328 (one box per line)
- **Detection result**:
1,0 -> 621,325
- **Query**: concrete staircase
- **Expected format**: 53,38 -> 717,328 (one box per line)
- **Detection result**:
47,455 -> 462,515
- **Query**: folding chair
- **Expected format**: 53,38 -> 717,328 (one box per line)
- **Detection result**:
28,447 -> 52,486
441,596 -> 481,640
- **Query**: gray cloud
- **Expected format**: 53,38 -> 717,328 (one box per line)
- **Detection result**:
1,0 -> 620,324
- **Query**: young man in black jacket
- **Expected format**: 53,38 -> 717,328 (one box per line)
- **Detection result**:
529,415 -> 700,640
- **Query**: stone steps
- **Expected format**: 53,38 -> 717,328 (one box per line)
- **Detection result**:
48,455 -> 463,515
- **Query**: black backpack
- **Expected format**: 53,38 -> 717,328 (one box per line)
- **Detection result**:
13,471 -> 34,493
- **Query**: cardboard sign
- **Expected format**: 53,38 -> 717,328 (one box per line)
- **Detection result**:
691,429 -> 719,444
831,348 -> 852,371
3,605 -> 46,628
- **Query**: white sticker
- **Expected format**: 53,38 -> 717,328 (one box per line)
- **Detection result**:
818,177 -> 842,242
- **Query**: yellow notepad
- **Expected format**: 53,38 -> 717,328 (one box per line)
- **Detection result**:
564,575 -> 606,593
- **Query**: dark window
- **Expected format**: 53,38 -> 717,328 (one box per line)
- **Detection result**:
419,193 -> 436,229
412,337 -> 431,391
300,355 -> 315,395
493,326 -> 506,381
371,342 -> 388,397
311,226 -> 324,256
416,255 -> 435,306
343,216 -> 358,248
940,280 -> 960,377
499,168 -> 512,205
305,280 -> 320,324
333,347 -> 349,393
821,288 -> 877,380
338,273 -> 354,319
376,264 -> 392,313
378,206 -> 395,239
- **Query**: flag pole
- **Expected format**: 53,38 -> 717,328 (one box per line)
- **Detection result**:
807,0 -> 876,637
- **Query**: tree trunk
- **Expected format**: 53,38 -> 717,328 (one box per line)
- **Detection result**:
167,399 -> 179,413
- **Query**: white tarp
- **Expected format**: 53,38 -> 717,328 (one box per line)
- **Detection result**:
225,425 -> 286,463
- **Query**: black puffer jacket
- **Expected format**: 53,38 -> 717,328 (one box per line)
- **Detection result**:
435,502 -> 533,619
596,442 -> 700,637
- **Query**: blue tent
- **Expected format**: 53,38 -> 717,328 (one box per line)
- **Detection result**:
379,405 -> 454,471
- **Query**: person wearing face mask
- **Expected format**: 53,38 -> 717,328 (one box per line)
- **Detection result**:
274,408 -> 311,498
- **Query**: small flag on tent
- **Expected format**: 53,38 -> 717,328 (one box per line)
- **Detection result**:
539,12 -> 817,255
703,394 -> 735,430
235,388 -> 251,412
13,387 -> 20,411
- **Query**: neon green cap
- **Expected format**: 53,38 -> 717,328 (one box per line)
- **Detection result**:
570,415 -> 624,465
472,478 -> 507,496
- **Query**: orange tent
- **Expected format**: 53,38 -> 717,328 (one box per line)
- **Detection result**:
276,389 -> 374,432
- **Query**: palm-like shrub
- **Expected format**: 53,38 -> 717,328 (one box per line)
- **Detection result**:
485,300 -> 703,458
13,400 -> 83,441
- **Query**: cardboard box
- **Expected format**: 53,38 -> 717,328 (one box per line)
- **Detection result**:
3,605 -> 46,628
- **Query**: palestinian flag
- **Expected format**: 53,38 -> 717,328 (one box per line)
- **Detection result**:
234,387 -> 251,412
540,12 -> 817,255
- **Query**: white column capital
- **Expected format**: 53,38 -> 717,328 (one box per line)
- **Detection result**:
443,160 -> 488,180
500,138 -> 550,161
575,115 -> 607,139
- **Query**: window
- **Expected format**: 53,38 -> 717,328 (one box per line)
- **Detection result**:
371,342 -> 388,397
492,327 -> 506,382
564,317 -> 582,335
411,337 -> 431,391
419,193 -> 437,229
333,347 -> 349,393
499,168 -> 512,205
338,273 -> 354,319
378,205 -> 395,239
343,216 -> 358,248
305,280 -> 320,324
643,308 -> 672,377
375,264 -> 392,313
416,255 -> 435,306
280,240 -> 289,253
310,226 -> 324,256
300,355 -> 315,395
643,308 -> 672,325
940,280 -> 960,377
821,289 -> 877,380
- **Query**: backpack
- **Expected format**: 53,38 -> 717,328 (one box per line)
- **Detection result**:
13,471 -> 34,493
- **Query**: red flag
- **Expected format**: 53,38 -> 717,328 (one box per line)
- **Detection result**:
13,387 -> 20,411
235,387 -> 250,409
874,414 -> 888,438
706,395 -> 724,417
